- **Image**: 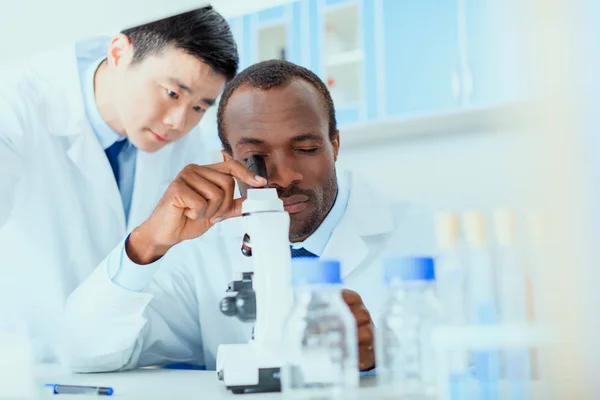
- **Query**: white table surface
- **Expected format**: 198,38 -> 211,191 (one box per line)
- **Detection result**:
34,365 -> 383,400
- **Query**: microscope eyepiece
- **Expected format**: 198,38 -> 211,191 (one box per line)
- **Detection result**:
246,155 -> 268,188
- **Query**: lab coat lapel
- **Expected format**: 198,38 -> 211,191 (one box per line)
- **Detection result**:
66,128 -> 125,229
321,221 -> 369,279
321,172 -> 395,278
127,145 -> 176,231
43,44 -> 126,231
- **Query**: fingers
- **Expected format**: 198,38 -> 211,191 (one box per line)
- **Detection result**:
357,323 -> 374,346
179,170 -> 224,220
211,197 -> 246,224
176,161 -> 267,223
357,318 -> 375,370
341,289 -> 362,306
177,164 -> 239,222
168,180 -> 209,220
342,289 -> 375,369
359,344 -> 375,371
219,197 -> 245,222
209,159 -> 267,188
352,307 -> 372,327
181,165 -> 239,218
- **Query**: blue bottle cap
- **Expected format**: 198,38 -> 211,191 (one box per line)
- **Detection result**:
291,258 -> 342,286
383,256 -> 435,283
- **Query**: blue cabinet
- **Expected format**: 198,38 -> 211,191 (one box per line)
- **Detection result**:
227,16 -> 254,71
229,0 -> 521,128
381,0 -> 460,116
229,3 -> 305,70
257,5 -> 286,24
466,0 -> 526,106
307,0 -> 323,75
362,0 -> 379,121
320,0 -> 364,126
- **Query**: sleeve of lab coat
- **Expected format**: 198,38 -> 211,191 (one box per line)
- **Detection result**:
0,78 -> 27,228
60,241 -> 204,373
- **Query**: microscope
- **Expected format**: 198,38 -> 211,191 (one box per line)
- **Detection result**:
216,155 -> 293,394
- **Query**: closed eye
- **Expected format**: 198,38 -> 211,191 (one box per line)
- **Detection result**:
242,154 -> 268,163
297,148 -> 319,153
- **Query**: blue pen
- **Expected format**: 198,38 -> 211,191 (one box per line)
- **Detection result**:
44,384 -> 114,396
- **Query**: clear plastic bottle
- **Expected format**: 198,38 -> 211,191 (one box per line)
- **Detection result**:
376,256 -> 439,399
281,258 -> 358,398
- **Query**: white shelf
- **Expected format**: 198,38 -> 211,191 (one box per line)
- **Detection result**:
326,49 -> 364,67
323,1 -> 358,15
256,23 -> 287,62
323,2 -> 359,55
340,102 -> 528,148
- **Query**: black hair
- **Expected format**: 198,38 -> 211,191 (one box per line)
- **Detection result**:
217,59 -> 337,154
121,6 -> 238,80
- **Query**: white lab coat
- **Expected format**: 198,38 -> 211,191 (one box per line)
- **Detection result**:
60,171 -> 436,373
0,39 -> 210,360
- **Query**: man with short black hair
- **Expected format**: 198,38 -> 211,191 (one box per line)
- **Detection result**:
61,60 -> 434,373
0,6 -> 238,361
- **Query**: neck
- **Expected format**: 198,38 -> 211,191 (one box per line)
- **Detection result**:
94,60 -> 126,136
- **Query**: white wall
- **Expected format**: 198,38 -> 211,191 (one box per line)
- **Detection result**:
336,129 -> 525,212
0,0 -> 294,65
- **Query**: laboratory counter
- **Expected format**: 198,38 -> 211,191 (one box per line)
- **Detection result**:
35,365 -> 386,399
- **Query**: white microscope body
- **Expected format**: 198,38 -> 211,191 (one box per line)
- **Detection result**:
216,187 -> 293,394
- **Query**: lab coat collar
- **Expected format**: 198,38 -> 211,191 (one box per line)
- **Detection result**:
35,43 -> 119,231
218,170 -> 395,278
24,42 -> 128,229
32,44 -> 90,138
320,171 -> 395,277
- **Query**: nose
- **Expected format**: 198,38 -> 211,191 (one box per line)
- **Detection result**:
162,106 -> 187,132
267,153 -> 303,190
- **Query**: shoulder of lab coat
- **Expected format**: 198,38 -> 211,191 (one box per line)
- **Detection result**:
0,42 -> 87,229
0,77 -> 29,227
320,170 -> 436,271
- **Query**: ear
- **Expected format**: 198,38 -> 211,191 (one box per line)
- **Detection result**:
331,130 -> 340,162
107,33 -> 133,68
221,149 -> 233,162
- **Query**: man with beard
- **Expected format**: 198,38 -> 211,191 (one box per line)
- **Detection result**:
60,60 -> 435,373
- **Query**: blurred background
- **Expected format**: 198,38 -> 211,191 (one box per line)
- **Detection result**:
0,0 -> 529,211
2,0 -> 600,396
205,0 -> 530,212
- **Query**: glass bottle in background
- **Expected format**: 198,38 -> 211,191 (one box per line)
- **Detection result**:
463,211 -> 500,400
376,256 -> 439,399
493,209 -> 532,400
281,258 -> 358,398
435,212 -> 470,399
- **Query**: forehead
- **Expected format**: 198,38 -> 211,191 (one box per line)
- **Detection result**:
223,79 -> 328,140
136,46 -> 224,90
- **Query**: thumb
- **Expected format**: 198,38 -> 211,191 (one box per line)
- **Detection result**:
212,197 -> 246,224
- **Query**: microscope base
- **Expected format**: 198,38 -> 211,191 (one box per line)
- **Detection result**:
225,367 -> 281,394
217,343 -> 283,394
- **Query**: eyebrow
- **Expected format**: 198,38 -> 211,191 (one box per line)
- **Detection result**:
236,133 -> 323,147
167,77 -> 216,106
291,133 -> 323,142
237,137 -> 265,146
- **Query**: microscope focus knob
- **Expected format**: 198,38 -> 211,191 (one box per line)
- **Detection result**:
235,290 -> 256,322
219,296 -> 237,317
